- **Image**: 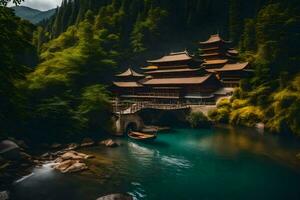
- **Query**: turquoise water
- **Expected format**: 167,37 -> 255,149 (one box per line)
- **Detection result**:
11,127 -> 300,200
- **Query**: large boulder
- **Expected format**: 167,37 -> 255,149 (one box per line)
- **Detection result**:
0,140 -> 20,160
96,193 -> 133,200
53,159 -> 76,171
53,160 -> 88,173
63,162 -> 88,173
52,150 -> 93,173
100,139 -> 119,148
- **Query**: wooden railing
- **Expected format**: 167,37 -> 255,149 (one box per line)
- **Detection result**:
112,101 -> 188,114
112,101 -> 216,114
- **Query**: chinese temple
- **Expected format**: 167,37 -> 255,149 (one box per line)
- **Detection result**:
113,51 -> 222,104
112,34 -> 251,105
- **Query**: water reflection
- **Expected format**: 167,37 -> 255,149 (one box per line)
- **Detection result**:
198,126 -> 300,170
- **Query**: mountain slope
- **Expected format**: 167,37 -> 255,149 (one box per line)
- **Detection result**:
11,6 -> 55,24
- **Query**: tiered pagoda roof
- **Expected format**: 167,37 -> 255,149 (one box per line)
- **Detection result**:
206,62 -> 249,72
143,74 -> 212,85
147,51 -> 193,64
199,34 -> 232,45
115,68 -> 145,77
203,59 -> 228,66
199,34 -> 239,69
113,81 -> 143,88
113,68 -> 144,88
144,67 -> 202,75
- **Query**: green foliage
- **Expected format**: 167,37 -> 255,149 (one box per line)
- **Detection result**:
240,19 -> 256,51
187,112 -> 210,128
130,7 -> 167,53
25,96 -> 84,143
215,1 -> 300,135
208,98 -> 232,123
265,76 -> 300,135
0,8 -> 37,136
77,85 -> 112,133
230,106 -> 263,127
21,9 -> 118,142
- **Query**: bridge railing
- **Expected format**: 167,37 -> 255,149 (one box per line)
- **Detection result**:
113,101 -> 190,114
112,100 -> 216,114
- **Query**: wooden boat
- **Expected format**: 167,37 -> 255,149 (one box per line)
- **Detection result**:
128,131 -> 157,141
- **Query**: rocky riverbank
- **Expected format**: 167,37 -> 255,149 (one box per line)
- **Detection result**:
0,138 -> 120,194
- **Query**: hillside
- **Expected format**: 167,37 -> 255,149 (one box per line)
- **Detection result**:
11,6 -> 55,24
1,0 -> 300,145
31,0 -> 300,136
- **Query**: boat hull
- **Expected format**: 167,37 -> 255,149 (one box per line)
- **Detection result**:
128,131 -> 157,141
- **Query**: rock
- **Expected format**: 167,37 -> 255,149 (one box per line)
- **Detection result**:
65,143 -> 79,151
100,139 -> 119,148
33,160 -> 42,165
53,160 -> 88,173
20,152 -> 32,161
62,162 -> 87,173
80,138 -> 95,147
53,159 -> 76,172
96,193 -> 133,200
51,143 -> 62,149
0,191 -> 9,200
0,140 -> 20,160
51,150 -> 93,173
40,152 -> 50,160
60,151 -> 89,161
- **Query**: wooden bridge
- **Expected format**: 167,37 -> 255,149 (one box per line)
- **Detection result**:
111,101 -> 216,135
112,101 -> 191,114
112,100 -> 216,114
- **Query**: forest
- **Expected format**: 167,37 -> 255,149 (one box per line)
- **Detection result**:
1,0 -> 300,146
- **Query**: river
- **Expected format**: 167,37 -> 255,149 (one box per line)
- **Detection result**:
10,126 -> 300,200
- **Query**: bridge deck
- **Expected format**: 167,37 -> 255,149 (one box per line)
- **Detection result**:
113,102 -> 216,115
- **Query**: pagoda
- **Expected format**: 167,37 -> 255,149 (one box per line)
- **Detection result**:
112,68 -> 145,100
113,51 -> 222,104
199,34 -> 250,87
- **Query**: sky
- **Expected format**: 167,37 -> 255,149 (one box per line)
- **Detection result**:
9,0 -> 62,11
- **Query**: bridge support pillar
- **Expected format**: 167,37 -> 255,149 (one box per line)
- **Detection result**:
113,113 -> 145,136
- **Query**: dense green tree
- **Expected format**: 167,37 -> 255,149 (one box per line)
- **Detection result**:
0,8 -> 37,137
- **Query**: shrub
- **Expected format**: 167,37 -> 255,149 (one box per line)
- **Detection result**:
265,84 -> 300,135
231,99 -> 248,109
187,112 -> 211,128
230,106 -> 263,127
209,98 -> 232,123
208,108 -> 231,123
216,98 -> 231,109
